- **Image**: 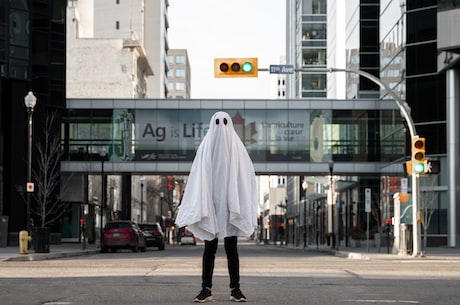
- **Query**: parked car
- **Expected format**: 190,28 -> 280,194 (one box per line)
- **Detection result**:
139,223 -> 165,250
101,220 -> 146,253
180,230 -> 197,246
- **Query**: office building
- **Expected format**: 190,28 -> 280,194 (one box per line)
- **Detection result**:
286,0 -> 328,99
167,49 -> 191,99
438,1 -> 460,247
0,1 -> 67,241
66,0 -> 168,98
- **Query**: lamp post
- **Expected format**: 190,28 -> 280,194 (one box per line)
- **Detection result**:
140,177 -> 144,223
24,91 -> 37,234
315,202 -> 320,250
160,192 -> 164,231
302,180 -> 308,248
283,196 -> 287,245
99,147 -> 107,246
328,159 -> 335,249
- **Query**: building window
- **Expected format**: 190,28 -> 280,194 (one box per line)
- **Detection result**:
302,73 -> 326,90
175,69 -> 185,77
175,55 -> 185,64
302,23 -> 326,40
167,69 -> 174,77
167,82 -> 174,90
302,0 -> 327,14
302,49 -> 326,66
167,55 -> 174,64
175,82 -> 185,91
116,21 -> 120,30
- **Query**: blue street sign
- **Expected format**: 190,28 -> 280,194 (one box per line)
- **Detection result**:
269,65 -> 294,74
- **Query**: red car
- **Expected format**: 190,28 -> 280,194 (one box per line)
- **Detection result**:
101,220 -> 146,253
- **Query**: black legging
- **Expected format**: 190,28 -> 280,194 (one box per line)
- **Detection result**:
202,236 -> 240,290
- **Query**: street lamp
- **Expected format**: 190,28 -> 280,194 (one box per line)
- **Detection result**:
159,192 -> 164,229
328,159 -> 336,249
140,177 -> 144,223
302,179 -> 308,248
24,91 -> 37,234
99,147 -> 107,246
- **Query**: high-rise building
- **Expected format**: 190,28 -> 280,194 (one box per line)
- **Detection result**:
379,0 -> 447,245
66,0 -> 168,98
438,1 -> 460,247
286,0 -> 328,98
166,49 -> 191,99
345,0 -> 380,99
0,0 -> 67,238
285,0 -> 457,248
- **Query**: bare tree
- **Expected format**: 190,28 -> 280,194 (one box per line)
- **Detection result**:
371,193 -> 383,251
31,111 -> 70,228
419,174 -> 438,255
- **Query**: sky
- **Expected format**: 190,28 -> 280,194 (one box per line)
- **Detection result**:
167,0 -> 286,99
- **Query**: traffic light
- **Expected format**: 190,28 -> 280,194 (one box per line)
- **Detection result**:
411,136 -> 426,174
214,58 -> 258,78
167,176 -> 175,191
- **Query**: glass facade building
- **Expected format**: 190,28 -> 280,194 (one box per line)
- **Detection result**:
0,1 -> 67,236
346,0 -> 380,99
300,0 -> 328,98
379,0 -> 447,244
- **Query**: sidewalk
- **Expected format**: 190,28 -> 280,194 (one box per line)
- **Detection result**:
334,245 -> 460,260
1,241 -> 460,262
0,243 -> 99,262
265,240 -> 460,261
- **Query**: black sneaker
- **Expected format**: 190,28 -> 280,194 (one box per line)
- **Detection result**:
194,288 -> 212,303
230,288 -> 247,302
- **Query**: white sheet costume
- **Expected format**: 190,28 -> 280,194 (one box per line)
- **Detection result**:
175,111 -> 258,241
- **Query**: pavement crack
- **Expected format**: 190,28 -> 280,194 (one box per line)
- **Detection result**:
344,269 -> 362,278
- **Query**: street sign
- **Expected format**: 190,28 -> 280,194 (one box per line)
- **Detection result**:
365,188 -> 371,213
26,182 -> 34,192
269,65 -> 294,74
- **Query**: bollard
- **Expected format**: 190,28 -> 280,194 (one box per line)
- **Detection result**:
19,230 -> 32,254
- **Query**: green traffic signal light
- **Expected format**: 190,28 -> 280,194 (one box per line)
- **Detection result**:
413,161 -> 425,173
242,62 -> 253,73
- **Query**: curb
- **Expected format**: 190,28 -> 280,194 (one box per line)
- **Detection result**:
3,249 -> 99,262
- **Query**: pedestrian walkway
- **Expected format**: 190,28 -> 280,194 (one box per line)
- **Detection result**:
0,243 -> 99,262
266,239 -> 460,261
334,245 -> 460,261
1,240 -> 460,262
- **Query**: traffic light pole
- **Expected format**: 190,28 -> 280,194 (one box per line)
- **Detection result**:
295,67 -> 421,256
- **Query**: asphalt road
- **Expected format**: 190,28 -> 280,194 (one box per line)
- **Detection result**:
1,240 -> 460,305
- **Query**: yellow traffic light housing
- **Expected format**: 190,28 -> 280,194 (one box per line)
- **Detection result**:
411,136 -> 426,174
214,58 -> 258,78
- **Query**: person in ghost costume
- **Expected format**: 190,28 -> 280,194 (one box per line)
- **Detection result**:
175,111 -> 258,303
